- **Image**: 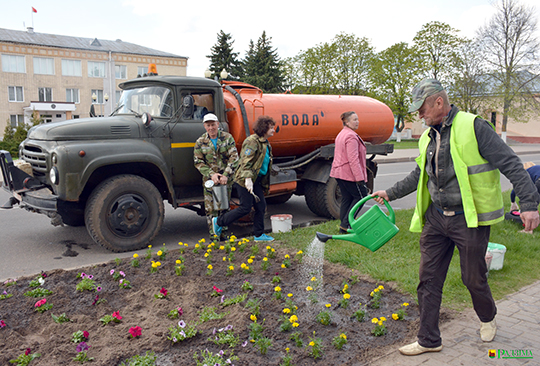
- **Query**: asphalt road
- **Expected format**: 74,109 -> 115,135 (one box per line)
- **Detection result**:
1,153 -> 539,282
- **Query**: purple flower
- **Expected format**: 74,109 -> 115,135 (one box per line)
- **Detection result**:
87,275 -> 93,280
221,295 -> 225,303
119,279 -> 124,284
178,320 -> 186,328
179,330 -> 186,338
110,269 -> 115,275
80,272 -> 86,279
224,325 -> 233,331
242,341 -> 248,347
218,350 -> 224,356
2,290 -> 7,295
76,341 -> 90,353
212,328 -> 217,335
120,271 -> 125,277
173,337 -> 177,343
96,286 -> 102,292
226,360 -> 232,364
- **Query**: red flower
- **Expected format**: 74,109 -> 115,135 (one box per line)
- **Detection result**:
212,285 -> 222,293
160,287 -> 168,297
83,331 -> 89,339
34,298 -> 47,307
25,348 -> 31,355
129,326 -> 142,338
112,311 -> 122,320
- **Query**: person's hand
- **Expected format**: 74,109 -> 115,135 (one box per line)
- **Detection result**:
510,202 -> 519,211
520,210 -> 539,232
371,190 -> 389,205
219,175 -> 228,185
245,178 -> 253,194
211,173 -> 220,184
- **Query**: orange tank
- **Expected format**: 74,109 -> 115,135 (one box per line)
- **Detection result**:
222,81 -> 394,157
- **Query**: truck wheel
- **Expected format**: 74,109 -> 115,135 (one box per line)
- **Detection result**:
266,192 -> 293,205
85,175 -> 164,252
304,178 -> 340,219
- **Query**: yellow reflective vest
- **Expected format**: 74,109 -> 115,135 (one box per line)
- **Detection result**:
410,111 -> 504,232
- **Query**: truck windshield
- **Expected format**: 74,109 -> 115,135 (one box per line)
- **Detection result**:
117,86 -> 173,118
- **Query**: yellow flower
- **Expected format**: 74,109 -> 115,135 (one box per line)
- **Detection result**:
380,316 -> 386,321
231,247 -> 236,251
297,250 -> 303,254
250,314 -> 257,322
274,286 -> 281,292
285,254 -> 290,258
230,235 -> 237,240
207,248 -> 212,253
247,259 -> 253,264
178,242 -> 183,246
281,264 -> 286,268
287,293 -> 293,298
283,308 -> 291,314
325,303 -> 331,308
311,277 -> 316,282
207,264 -> 213,270
223,257 -> 226,261
289,315 -> 298,323
271,248 -> 275,252
250,255 -> 255,259
263,257 -> 268,262
229,265 -> 234,271
285,347 -> 290,352
157,250 -> 163,256
343,293 -> 351,299
343,284 -> 349,290
148,245 -> 152,248
340,333 -> 347,340
152,262 -> 158,268
156,262 -> 161,267
204,253 -> 209,258
266,246 -> 271,250
219,245 -> 225,250
309,341 -> 315,347
199,238 -> 206,243
378,320 -> 383,326
306,286 -> 313,291
370,291 -> 374,297
371,318 -> 378,324
176,259 -> 181,264
392,313 -> 399,320
195,243 -> 200,248
403,302 -> 409,307
241,263 -> 247,269
378,285 -> 384,290
133,253 -> 139,258
250,339 -> 255,343
292,322 -> 299,327
184,243 -> 188,247
374,288 -> 379,293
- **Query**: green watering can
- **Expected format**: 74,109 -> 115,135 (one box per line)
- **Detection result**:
316,195 -> 399,252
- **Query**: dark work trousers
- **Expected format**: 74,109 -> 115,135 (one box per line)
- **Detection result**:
417,204 -> 496,348
217,177 -> 267,237
336,178 -> 369,230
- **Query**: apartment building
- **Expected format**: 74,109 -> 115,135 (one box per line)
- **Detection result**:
1,27 -> 187,138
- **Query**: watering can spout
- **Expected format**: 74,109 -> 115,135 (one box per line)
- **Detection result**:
316,231 -> 333,243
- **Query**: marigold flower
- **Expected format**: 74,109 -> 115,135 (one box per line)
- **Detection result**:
157,250 -> 163,256
309,341 -> 315,346
306,286 -> 313,291
156,262 -> 161,267
287,293 -> 293,297
133,253 -> 139,258
199,238 -> 206,243
292,322 -> 299,327
281,264 -> 286,268
380,316 -> 386,321
297,250 -> 303,254
286,347 -> 290,352
207,264 -> 213,270
247,259 -> 253,264
231,247 -> 236,251
325,303 -> 331,308
250,314 -> 257,322
241,263 -> 247,268
378,320 -> 383,326
343,293 -> 351,299
392,313 -> 399,320
266,246 -> 271,250
176,259 -> 181,264
283,308 -> 291,314
152,262 -> 158,268
343,284 -> 349,290
178,242 -> 183,246
285,254 -> 290,258
222,256 -> 226,261
289,315 -> 298,323
229,265 -> 234,271
274,286 -> 281,292
311,277 -> 316,282
370,291 -> 374,297
195,244 -> 200,248
148,245 -> 152,248
204,253 -> 209,258
403,302 -> 409,307
378,285 -> 384,290
263,257 -> 268,262
372,317 -> 378,323
340,333 -> 347,339
219,245 -> 225,250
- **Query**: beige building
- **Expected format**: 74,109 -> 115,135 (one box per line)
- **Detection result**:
1,27 -> 187,138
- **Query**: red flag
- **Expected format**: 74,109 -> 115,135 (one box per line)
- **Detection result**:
32,7 -> 37,13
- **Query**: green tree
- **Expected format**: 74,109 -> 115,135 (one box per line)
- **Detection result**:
413,21 -> 466,85
477,0 -> 540,142
369,42 -> 425,140
242,31 -> 284,93
332,33 -> 374,95
206,30 -> 243,80
0,110 -> 42,157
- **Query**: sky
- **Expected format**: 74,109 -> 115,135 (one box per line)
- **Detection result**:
1,0 -> 540,78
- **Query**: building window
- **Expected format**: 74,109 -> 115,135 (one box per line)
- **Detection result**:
137,66 -> 147,77
115,90 -> 122,105
10,115 -> 24,128
91,89 -> 103,104
38,87 -> 53,102
73,115 -> 80,119
66,88 -> 79,103
8,86 -> 24,102
2,54 -> 25,73
33,57 -> 54,75
62,59 -> 82,76
115,65 -> 127,79
88,61 -> 105,77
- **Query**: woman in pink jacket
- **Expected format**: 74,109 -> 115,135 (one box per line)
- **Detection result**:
330,111 -> 368,233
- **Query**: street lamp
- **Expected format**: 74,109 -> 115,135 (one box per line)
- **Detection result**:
220,69 -> 228,80
204,69 -> 212,79
103,93 -> 109,117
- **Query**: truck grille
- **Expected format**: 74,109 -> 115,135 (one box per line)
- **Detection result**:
21,145 -> 48,176
110,126 -> 131,135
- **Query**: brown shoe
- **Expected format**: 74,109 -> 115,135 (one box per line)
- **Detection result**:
480,319 -> 497,342
399,341 -> 443,356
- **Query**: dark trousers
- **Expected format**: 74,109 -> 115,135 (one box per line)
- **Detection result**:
336,178 -> 368,230
217,177 -> 266,237
417,205 -> 497,348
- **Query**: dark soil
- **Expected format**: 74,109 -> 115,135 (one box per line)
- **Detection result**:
0,239 -> 423,366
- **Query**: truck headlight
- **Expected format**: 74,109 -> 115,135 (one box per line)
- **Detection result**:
50,166 -> 59,185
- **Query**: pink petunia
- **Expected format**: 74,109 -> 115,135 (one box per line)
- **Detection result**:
129,326 -> 142,338
0,320 -> 6,328
83,331 -> 89,339
25,348 -> 31,355
34,298 -> 47,307
212,285 -> 223,293
177,307 -> 183,316
112,311 -> 122,320
160,287 -> 168,297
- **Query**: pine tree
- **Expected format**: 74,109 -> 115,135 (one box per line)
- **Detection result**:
241,31 -> 284,93
206,30 -> 242,80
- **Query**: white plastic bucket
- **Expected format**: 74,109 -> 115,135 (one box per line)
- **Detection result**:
271,214 -> 293,233
486,242 -> 507,270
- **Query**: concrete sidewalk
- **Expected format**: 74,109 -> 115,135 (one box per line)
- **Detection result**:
368,142 -> 540,365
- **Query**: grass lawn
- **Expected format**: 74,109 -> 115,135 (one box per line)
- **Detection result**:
388,139 -> 419,150
272,191 -> 539,311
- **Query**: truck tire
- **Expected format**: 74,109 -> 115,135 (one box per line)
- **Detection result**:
85,175 -> 164,252
304,178 -> 340,219
266,192 -> 293,205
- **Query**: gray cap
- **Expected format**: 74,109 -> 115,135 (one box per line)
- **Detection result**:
408,79 -> 444,113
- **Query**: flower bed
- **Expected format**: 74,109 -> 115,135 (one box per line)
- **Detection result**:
0,238 -> 418,365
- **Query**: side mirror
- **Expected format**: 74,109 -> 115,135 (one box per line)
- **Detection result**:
142,112 -> 152,127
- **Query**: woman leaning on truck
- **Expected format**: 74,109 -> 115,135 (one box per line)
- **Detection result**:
212,116 -> 276,242
330,111 -> 368,234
